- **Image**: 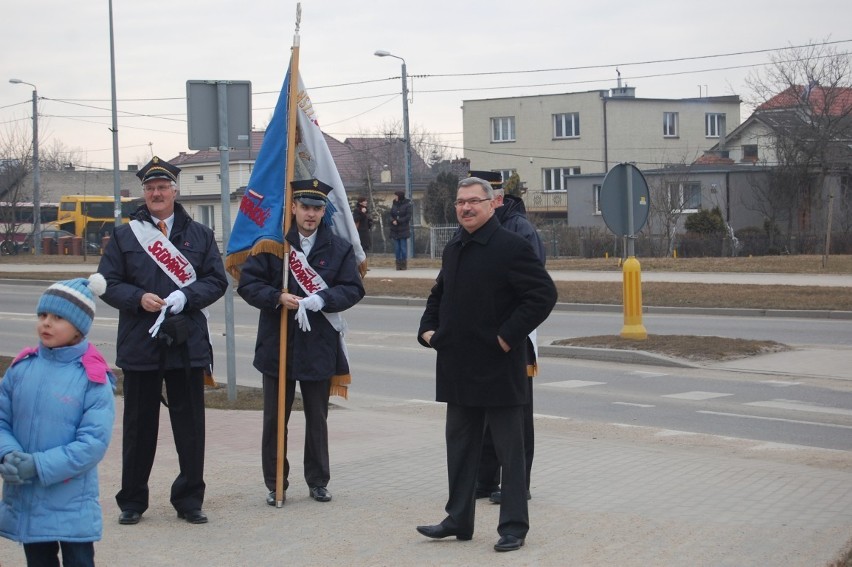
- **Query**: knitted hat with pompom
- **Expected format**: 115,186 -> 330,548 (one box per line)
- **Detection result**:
36,273 -> 107,336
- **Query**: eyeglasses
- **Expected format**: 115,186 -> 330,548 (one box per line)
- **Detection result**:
454,197 -> 492,207
143,185 -> 173,194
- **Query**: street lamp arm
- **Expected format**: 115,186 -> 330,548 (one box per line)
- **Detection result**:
9,78 -> 37,90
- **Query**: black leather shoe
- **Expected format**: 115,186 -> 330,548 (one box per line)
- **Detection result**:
118,510 -> 141,525
489,490 -> 532,504
475,484 -> 498,499
177,509 -> 208,524
309,486 -> 332,502
494,534 -> 525,552
266,490 -> 286,506
416,524 -> 472,541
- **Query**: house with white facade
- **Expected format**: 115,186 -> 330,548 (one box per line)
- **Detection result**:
462,83 -> 742,220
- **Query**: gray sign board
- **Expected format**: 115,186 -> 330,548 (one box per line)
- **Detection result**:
599,163 -> 650,236
186,80 -> 252,150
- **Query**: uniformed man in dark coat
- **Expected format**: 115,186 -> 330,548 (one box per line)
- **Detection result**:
416,176 -> 557,553
99,156 -> 228,526
468,170 -> 545,505
238,179 -> 364,506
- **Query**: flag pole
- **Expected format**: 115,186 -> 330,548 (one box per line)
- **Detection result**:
275,2 -> 301,508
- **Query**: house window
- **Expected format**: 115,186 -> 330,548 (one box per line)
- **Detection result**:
542,167 -> 580,191
667,182 -> 701,211
199,205 -> 215,230
663,112 -> 678,137
593,184 -> 602,214
194,175 -> 204,182
553,112 -> 580,138
705,113 -> 725,138
491,116 -> 515,142
742,144 -> 758,161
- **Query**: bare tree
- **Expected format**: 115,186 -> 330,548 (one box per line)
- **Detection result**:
744,39 -> 852,249
646,164 -> 696,257
343,121 -> 443,251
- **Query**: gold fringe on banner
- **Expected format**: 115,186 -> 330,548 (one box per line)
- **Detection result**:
527,363 -> 538,378
225,240 -> 287,282
329,373 -> 351,399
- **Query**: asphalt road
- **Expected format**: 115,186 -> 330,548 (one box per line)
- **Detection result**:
1,281 -> 851,451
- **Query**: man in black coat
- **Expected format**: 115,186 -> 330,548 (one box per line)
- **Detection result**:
99,156 -> 228,526
468,171 -> 546,505
416,176 -> 557,553
238,179 -> 364,506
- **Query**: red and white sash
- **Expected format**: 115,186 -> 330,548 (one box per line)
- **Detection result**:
131,219 -> 210,338
130,219 -> 196,287
288,248 -> 349,356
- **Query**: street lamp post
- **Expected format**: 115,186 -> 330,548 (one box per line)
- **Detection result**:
374,50 -> 413,259
9,79 -> 41,255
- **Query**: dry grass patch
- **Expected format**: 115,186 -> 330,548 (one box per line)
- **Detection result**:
364,278 -> 852,311
553,335 -> 790,362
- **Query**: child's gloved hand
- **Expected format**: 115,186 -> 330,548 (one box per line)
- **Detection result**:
0,453 -> 25,485
11,451 -> 36,481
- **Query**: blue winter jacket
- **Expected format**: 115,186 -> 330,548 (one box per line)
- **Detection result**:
0,340 -> 116,543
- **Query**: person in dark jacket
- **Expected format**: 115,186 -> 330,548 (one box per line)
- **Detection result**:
468,171 -> 546,506
389,190 -> 412,270
352,196 -> 373,252
237,179 -> 364,506
415,176 -> 557,553
98,156 -> 228,526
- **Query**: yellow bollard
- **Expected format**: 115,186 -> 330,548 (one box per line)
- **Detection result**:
620,256 -> 647,339
605,251 -> 609,259
673,249 -> 677,259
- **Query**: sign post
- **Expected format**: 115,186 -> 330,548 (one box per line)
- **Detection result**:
600,163 -> 650,339
187,80 -> 251,401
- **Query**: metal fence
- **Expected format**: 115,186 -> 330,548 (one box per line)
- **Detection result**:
428,225 -> 460,258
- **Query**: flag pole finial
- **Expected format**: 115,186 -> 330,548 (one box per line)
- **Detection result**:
293,2 -> 301,46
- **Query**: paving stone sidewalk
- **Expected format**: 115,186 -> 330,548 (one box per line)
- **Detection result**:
2,394 -> 851,567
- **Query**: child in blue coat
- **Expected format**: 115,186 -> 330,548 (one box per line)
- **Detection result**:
0,274 -> 115,567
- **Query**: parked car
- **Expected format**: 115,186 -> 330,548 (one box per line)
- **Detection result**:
0,229 -> 101,255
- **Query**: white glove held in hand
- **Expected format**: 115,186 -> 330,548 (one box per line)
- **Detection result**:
301,294 -> 325,312
165,290 -> 187,314
295,302 -> 311,332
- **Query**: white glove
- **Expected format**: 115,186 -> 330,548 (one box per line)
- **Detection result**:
301,294 -> 325,312
294,302 -> 311,332
165,290 -> 187,314
148,305 -> 168,338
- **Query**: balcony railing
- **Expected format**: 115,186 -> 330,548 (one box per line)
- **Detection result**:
522,190 -> 567,214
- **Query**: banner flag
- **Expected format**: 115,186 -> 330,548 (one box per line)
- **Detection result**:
225,65 -> 365,280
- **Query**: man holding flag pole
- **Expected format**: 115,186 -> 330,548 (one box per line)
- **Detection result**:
227,4 -> 365,508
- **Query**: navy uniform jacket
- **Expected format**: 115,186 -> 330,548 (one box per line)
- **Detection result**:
98,203 -> 228,371
495,194 -> 546,264
418,216 -> 557,407
237,222 -> 365,381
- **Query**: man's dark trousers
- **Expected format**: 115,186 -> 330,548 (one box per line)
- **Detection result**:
262,374 -> 331,491
443,403 -> 528,538
116,368 -> 206,514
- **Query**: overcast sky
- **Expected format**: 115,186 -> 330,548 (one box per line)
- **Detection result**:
2,0 -> 849,172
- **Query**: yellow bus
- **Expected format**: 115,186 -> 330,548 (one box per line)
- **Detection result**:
57,195 -> 140,246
